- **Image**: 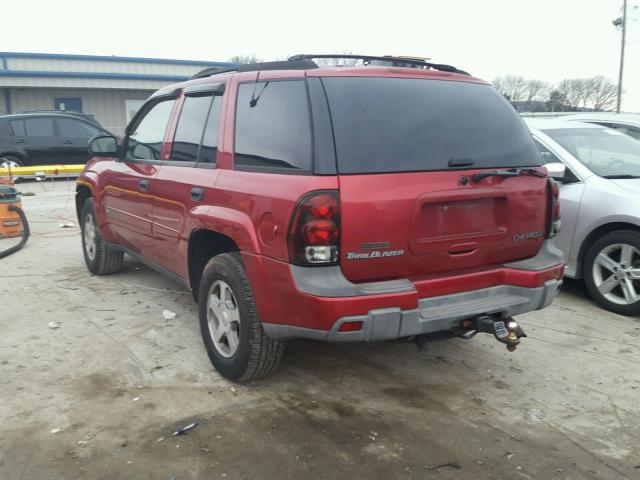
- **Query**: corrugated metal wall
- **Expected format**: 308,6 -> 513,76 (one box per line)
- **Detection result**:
6,57 -> 206,77
0,76 -> 176,90
8,88 -> 152,135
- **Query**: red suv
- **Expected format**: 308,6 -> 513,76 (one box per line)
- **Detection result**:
76,55 -> 564,381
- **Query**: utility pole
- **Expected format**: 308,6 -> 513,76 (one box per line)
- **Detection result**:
614,0 -> 627,113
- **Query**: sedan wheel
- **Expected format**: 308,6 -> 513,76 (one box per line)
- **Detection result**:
585,230 -> 640,315
592,243 -> 640,305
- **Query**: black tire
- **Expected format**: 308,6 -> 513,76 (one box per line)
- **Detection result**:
198,252 -> 284,381
80,198 -> 124,275
584,230 -> 640,316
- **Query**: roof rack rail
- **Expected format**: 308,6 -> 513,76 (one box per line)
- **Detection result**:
288,54 -> 469,75
190,55 -> 468,80
191,59 -> 318,79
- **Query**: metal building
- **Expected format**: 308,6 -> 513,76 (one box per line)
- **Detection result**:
0,52 -> 233,135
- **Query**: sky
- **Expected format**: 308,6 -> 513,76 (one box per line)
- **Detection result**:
3,0 -> 640,111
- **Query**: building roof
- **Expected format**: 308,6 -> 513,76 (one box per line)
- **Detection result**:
0,51 -> 237,88
0,51 -> 234,67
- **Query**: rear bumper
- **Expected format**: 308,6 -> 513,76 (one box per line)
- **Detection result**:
263,279 -> 561,341
243,240 -> 564,341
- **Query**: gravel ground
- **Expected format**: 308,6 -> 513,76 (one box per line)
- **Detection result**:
1,179 -> 639,480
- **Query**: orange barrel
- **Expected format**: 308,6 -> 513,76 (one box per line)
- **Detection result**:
0,184 -> 23,238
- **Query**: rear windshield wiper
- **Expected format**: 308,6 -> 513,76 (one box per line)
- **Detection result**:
601,174 -> 640,179
471,168 -> 546,184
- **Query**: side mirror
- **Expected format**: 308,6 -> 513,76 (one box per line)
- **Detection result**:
89,135 -> 118,157
546,162 -> 566,180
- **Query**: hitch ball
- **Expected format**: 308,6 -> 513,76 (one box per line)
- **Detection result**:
504,320 -> 527,352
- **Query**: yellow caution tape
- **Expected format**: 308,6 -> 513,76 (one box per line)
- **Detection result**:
0,164 -> 85,177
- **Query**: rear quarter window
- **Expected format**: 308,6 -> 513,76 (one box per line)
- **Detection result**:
234,80 -> 311,171
321,77 -> 540,174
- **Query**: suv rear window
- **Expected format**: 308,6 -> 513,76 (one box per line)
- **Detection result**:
321,77 -> 540,174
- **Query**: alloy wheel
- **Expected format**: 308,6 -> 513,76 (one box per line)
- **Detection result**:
83,213 -> 97,261
207,280 -> 241,358
592,243 -> 640,305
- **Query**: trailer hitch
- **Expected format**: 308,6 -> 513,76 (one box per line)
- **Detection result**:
459,315 -> 527,352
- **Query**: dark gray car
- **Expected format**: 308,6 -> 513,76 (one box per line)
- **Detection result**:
0,112 -> 111,169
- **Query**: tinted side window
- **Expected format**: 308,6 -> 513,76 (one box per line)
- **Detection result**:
235,80 -> 311,170
125,99 -> 175,161
172,95 -> 213,162
25,118 -> 54,137
57,118 -> 99,137
9,120 -> 25,136
199,97 -> 223,165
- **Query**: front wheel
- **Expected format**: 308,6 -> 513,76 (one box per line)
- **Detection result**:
584,230 -> 640,316
80,198 -> 124,275
198,253 -> 284,381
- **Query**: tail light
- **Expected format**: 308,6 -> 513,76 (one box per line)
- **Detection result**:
545,179 -> 561,239
288,191 -> 340,265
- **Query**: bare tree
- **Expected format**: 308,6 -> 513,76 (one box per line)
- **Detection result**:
492,75 -> 527,102
586,76 -> 619,111
229,54 -> 263,64
525,79 -> 549,102
555,77 -> 619,111
313,51 -> 359,67
556,79 -> 591,109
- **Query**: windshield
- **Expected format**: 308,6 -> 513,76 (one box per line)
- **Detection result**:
321,77 -> 540,174
543,127 -> 640,178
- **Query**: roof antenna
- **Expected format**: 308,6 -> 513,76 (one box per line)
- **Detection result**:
249,71 -> 269,108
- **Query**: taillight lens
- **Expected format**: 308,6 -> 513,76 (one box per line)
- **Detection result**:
546,179 -> 561,239
288,191 -> 340,265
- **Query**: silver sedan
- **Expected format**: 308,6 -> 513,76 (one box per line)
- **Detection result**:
525,118 -> 640,315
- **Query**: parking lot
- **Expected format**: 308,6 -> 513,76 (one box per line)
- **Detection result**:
1,179 -> 639,480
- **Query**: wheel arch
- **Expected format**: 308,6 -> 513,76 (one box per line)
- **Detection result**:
188,228 -> 240,301
578,222 -> 640,277
0,151 -> 27,163
75,182 -> 94,222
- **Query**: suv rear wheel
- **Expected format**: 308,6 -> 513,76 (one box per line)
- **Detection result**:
198,253 -> 284,381
80,198 -> 124,275
584,230 -> 640,315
